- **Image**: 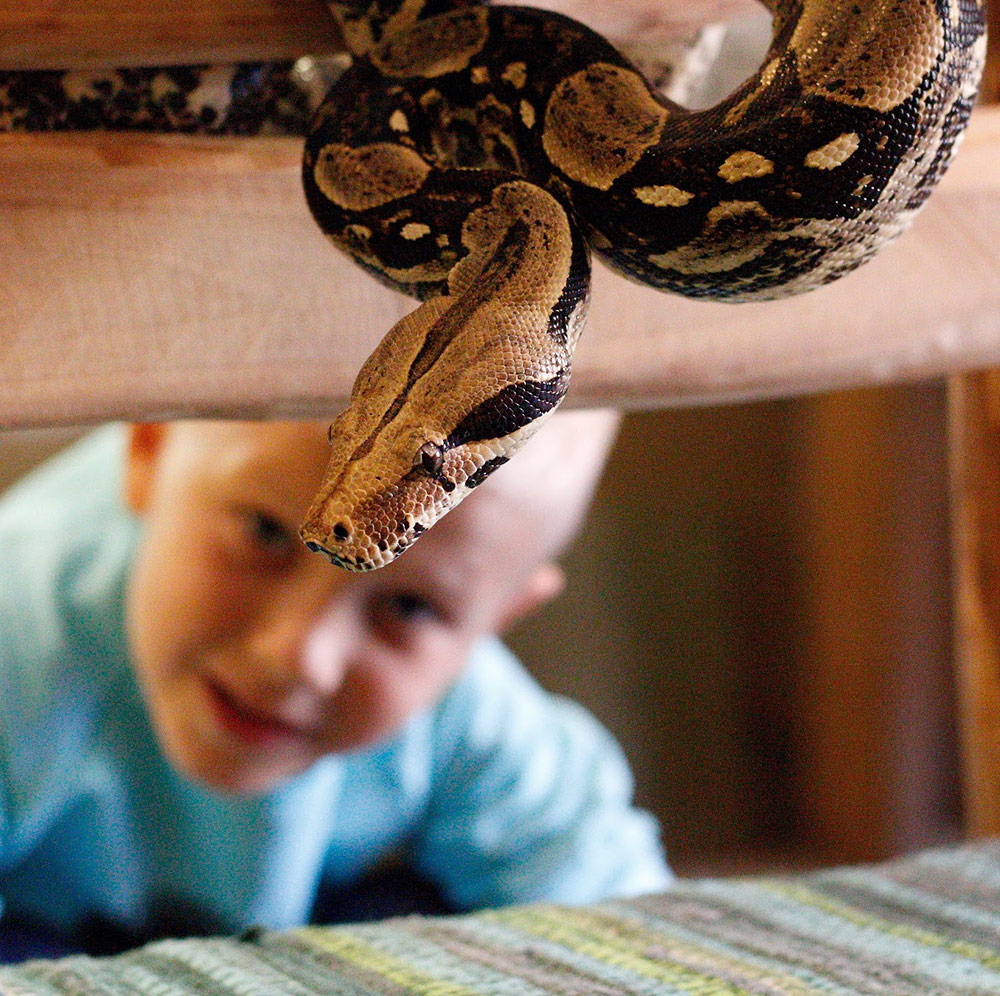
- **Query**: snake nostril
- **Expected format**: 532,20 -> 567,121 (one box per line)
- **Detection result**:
332,522 -> 351,541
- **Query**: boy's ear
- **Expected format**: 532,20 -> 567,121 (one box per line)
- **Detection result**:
496,562 -> 566,633
123,423 -> 168,514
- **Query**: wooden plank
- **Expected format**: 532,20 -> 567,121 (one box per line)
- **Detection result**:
951,373 -> 1000,837
948,5 -> 1000,840
0,131 -> 406,427
0,1 -> 342,70
1,104 -> 997,429
0,0 -> 758,70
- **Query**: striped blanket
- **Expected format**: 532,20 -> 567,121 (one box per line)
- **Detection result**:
3,840 -> 1000,995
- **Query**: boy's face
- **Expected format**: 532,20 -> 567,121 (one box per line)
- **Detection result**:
124,422 -> 561,795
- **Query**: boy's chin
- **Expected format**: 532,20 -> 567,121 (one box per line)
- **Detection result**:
162,735 -> 314,796
185,756 -> 307,795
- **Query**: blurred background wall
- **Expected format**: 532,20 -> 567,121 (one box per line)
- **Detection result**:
0,383 -> 962,876
507,384 -> 960,875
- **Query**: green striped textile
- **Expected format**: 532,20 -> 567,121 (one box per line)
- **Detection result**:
4,840 -> 1000,995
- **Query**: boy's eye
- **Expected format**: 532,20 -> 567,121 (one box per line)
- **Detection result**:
246,510 -> 297,558
387,591 -> 436,622
369,589 -> 445,644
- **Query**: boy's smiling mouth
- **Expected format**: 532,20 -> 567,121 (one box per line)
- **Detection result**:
202,676 -> 316,747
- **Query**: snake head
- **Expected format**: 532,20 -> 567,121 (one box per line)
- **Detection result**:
299,409 -> 524,571
299,298 -> 569,571
299,177 -> 586,570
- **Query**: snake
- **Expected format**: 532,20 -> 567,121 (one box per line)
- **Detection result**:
1,0 -> 987,570
297,0 -> 987,569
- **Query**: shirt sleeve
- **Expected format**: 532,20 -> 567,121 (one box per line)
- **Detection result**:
0,428 -> 134,882
412,640 -> 673,909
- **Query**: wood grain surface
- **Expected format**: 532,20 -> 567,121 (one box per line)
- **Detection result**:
1,105 -> 997,428
949,5 -> 1000,839
0,0 -> 758,69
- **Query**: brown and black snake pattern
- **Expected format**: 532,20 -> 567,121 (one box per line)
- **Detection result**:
0,63 -> 316,135
299,0 -> 986,569
1,1 -> 987,569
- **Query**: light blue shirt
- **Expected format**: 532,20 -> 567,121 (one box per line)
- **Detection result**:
0,427 -> 671,943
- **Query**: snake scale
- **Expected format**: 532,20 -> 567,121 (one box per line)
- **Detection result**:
1,0 -> 987,570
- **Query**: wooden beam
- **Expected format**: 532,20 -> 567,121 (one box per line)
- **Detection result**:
982,0 -> 1000,106
951,372 -> 1000,837
0,0 -> 758,70
1,104 -> 997,429
0,1 -> 342,70
949,1 -> 1000,839
792,381 -> 960,861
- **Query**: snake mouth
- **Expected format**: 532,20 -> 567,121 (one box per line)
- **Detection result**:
302,536 -> 397,572
303,532 -> 426,570
300,458 -> 449,570
303,539 -> 366,571
304,540 -> 335,560
302,521 -> 430,571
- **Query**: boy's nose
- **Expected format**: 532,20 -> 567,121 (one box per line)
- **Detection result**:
251,601 -> 354,698
298,612 -> 354,696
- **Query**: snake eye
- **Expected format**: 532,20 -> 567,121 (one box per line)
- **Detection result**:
417,441 -> 444,477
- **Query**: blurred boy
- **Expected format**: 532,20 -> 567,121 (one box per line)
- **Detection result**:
0,415 -> 670,961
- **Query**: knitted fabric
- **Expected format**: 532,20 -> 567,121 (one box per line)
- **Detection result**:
4,840 -> 1000,995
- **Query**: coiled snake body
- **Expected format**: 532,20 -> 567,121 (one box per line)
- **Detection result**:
300,0 -> 986,569
1,1 -> 986,569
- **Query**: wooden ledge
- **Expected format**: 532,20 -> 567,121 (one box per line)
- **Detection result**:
0,0 -> 758,70
0,0 -> 341,70
2,106 -> 998,428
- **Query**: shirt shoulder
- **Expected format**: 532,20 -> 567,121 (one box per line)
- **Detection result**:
428,637 -> 615,761
415,638 -> 672,907
0,425 -> 135,684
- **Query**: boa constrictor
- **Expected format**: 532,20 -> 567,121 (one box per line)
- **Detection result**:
298,0 -> 986,569
1,1 -> 986,570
